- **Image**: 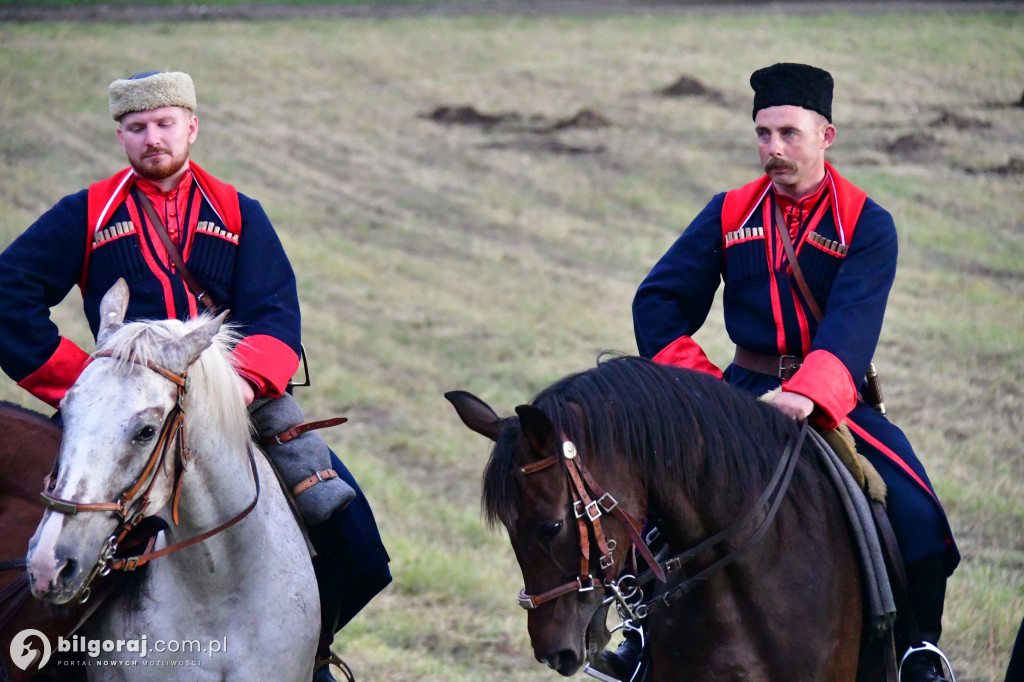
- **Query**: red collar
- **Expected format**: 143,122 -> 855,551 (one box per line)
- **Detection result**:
775,176 -> 829,235
134,170 -> 195,240
134,168 -> 193,199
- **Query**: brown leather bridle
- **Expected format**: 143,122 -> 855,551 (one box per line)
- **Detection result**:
515,438 -> 666,611
515,422 -> 809,621
38,350 -> 260,602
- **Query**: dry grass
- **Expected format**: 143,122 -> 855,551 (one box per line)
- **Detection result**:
1,7 -> 1022,681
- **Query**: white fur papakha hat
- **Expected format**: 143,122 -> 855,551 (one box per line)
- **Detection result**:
108,71 -> 196,121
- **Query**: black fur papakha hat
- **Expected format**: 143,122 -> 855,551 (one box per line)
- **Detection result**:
750,63 -> 833,122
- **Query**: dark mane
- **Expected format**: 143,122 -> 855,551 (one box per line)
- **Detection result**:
482,355 -> 801,526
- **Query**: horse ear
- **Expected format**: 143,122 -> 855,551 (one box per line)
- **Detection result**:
165,311 -> 228,373
445,390 -> 502,442
514,404 -> 556,456
96,278 -> 130,347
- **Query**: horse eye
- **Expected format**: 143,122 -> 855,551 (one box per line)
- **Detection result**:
133,425 -> 157,443
535,521 -> 563,542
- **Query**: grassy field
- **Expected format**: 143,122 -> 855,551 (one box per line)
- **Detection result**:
1,5 -> 1022,680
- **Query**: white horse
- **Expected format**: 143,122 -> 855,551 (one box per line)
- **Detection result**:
25,280 -> 319,680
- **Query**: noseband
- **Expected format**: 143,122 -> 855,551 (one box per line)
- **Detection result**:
515,438 -> 665,611
38,349 -> 260,602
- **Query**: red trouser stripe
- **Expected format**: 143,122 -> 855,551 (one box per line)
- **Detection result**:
846,417 -> 938,504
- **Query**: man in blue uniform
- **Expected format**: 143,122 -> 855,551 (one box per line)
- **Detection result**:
0,71 -> 390,681
627,63 -> 959,681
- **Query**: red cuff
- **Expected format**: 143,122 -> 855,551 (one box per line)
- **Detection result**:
18,337 -> 92,408
230,334 -> 300,399
651,336 -> 723,379
782,349 -> 857,429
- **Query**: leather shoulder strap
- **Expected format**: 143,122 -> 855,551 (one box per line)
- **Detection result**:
134,190 -> 216,311
775,200 -> 824,323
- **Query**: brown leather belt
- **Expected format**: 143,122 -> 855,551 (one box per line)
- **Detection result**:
733,347 -> 804,381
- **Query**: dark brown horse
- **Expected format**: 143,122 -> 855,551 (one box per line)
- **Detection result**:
447,356 -> 877,681
0,401 -> 83,681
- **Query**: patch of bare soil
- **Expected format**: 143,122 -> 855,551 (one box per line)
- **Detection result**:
884,132 -> 942,161
545,108 -> 612,132
420,105 -> 520,128
423,104 -> 611,154
658,74 -> 728,105
929,110 -> 992,130
423,104 -> 610,132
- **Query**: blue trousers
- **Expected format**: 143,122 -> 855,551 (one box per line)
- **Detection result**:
310,451 -> 392,636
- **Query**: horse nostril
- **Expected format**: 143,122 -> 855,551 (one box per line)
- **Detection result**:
540,650 -> 578,676
58,557 -> 77,581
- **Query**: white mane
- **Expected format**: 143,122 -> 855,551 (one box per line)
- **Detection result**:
95,315 -> 251,449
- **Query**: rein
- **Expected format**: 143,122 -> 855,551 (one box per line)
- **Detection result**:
634,421 -> 809,618
515,439 -> 665,611
37,349 -> 261,602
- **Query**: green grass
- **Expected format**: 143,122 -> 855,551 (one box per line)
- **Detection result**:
1,7 -> 1022,680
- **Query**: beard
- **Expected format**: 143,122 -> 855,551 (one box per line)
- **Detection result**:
130,147 -> 189,182
765,158 -> 797,174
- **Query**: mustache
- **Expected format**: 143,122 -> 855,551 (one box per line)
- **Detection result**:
765,158 -> 796,173
143,147 -> 172,158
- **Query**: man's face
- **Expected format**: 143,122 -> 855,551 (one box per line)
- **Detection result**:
117,106 -> 198,183
754,105 -> 835,198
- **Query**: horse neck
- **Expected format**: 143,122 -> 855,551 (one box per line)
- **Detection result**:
646,460 -> 733,551
156,413 -> 271,571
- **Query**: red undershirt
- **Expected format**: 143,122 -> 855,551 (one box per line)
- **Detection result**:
775,175 -> 829,240
134,169 -> 194,245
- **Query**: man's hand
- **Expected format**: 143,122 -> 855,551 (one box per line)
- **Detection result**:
771,390 -> 814,420
236,374 -> 255,406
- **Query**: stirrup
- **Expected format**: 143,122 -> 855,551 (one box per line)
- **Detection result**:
583,664 -> 625,682
314,653 -> 355,682
899,641 -> 956,682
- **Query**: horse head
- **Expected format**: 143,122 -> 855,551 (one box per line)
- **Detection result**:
446,390 -> 645,677
26,279 -> 229,604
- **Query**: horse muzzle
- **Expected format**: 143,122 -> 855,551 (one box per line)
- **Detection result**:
537,645 -> 584,677
26,516 -> 100,604
530,595 -> 609,677
27,546 -> 86,604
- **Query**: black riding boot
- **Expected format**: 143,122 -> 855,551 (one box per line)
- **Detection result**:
306,456 -> 393,682
600,627 -> 644,681
900,555 -> 954,682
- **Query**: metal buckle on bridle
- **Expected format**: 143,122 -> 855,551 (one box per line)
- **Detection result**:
597,492 -> 618,513
599,538 -> 617,570
575,499 -> 602,521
